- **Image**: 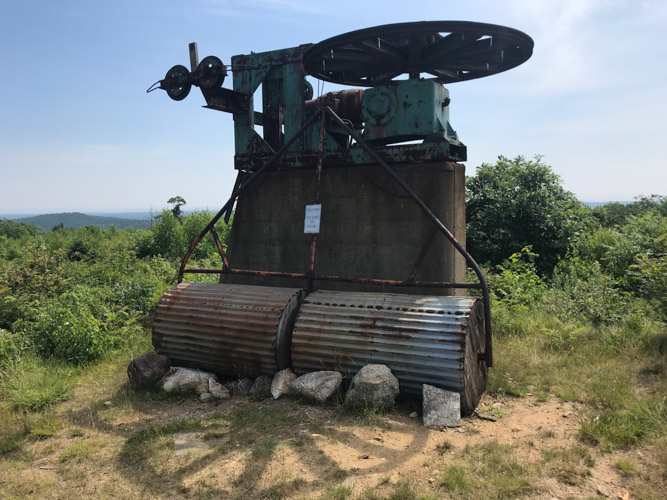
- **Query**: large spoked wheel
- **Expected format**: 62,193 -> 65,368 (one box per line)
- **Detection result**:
303,21 -> 534,86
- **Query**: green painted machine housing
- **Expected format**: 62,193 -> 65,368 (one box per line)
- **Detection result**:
224,45 -> 465,171
362,80 -> 458,144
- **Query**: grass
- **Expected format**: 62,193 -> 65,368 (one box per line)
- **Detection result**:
59,438 -> 108,463
321,485 -> 352,500
614,459 -> 641,476
439,442 -> 535,499
435,440 -> 453,455
1,356 -> 75,412
488,301 -> 667,451
542,445 -> 595,485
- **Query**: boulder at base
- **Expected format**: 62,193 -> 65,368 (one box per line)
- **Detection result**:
160,367 -> 217,393
291,371 -> 342,403
127,353 -> 170,389
249,375 -> 272,399
344,364 -> 399,409
422,384 -> 460,428
271,368 -> 297,399
209,378 -> 230,400
225,378 -> 253,396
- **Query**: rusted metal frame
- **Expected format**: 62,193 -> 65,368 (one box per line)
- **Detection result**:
407,223 -> 439,282
324,105 -> 494,367
210,226 -> 230,270
307,108 -> 327,292
182,267 -> 482,288
177,109 -> 323,283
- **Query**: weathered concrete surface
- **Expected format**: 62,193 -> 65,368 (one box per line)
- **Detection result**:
422,384 -> 461,428
222,161 -> 466,295
160,367 -> 217,394
271,368 -> 297,399
344,364 -> 399,409
127,353 -> 170,389
291,371 -> 342,403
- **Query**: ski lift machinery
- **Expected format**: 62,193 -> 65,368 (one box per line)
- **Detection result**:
148,21 -> 533,413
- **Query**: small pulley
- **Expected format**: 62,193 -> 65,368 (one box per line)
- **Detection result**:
148,55 -> 228,101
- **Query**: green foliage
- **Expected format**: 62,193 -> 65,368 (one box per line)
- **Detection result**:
467,155 -> 593,274
592,195 -> 666,228
135,209 -> 231,260
1,356 -> 74,412
488,247 -> 545,310
6,212 -> 150,231
167,195 -> 187,219
0,329 -> 19,366
0,219 -> 42,239
19,288 -> 117,365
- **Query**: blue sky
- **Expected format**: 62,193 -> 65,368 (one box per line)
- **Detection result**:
1,0 -> 665,213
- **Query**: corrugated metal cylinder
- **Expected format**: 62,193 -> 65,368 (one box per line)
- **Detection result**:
290,291 -> 487,413
152,282 -> 303,378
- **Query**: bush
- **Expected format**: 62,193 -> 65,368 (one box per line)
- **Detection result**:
20,289 -> 118,365
0,329 -> 18,366
467,155 -> 594,275
134,209 -> 231,261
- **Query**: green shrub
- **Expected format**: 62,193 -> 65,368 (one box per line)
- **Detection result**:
551,257 -> 627,325
21,289 -> 118,365
0,329 -> 19,366
466,155 -> 594,274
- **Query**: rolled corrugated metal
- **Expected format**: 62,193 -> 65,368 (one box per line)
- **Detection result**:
152,282 -> 303,378
291,291 -> 487,413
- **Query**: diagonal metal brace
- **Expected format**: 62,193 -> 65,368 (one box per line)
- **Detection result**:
324,105 -> 494,367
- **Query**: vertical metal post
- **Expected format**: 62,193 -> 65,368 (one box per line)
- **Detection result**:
307,108 -> 327,293
188,42 -> 199,72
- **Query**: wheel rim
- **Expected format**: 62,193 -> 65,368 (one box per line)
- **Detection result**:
303,21 -> 534,86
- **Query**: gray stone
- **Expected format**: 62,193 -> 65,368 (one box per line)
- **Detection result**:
409,411 -> 419,419
209,378 -> 230,400
291,371 -> 342,403
344,364 -> 399,409
199,392 -> 212,403
160,367 -> 217,394
195,383 -> 209,395
422,384 -> 460,428
224,378 -> 253,396
127,353 -> 170,389
271,368 -> 297,399
249,375 -> 272,399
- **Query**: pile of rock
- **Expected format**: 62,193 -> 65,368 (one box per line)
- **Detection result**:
128,354 -> 461,427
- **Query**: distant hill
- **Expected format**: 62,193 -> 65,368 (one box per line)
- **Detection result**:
7,212 -> 151,231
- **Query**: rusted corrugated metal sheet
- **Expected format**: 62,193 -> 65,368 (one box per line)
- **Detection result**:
291,291 -> 485,409
153,282 -> 302,378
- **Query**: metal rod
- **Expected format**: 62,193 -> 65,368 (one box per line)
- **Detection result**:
210,226 -> 230,270
307,108 -> 327,292
408,223 -> 438,282
182,267 -> 483,288
177,109 -> 322,282
324,105 -> 494,367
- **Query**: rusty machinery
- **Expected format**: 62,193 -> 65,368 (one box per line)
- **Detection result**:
148,21 -> 533,413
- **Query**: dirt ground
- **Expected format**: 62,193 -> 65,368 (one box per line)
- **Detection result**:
2,385 -> 658,500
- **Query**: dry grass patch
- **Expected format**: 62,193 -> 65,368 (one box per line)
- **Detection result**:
542,444 -> 595,485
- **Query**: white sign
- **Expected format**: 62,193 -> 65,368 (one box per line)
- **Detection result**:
304,204 -> 322,234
